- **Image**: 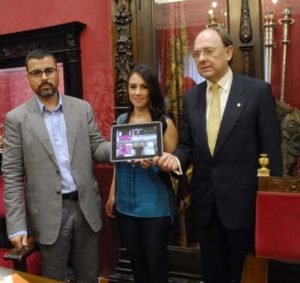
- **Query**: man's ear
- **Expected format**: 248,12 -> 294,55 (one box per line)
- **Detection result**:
225,45 -> 234,62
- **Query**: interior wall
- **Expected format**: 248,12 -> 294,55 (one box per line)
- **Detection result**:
0,0 -> 115,138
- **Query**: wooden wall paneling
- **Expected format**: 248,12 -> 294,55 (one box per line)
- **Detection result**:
134,0 -> 157,72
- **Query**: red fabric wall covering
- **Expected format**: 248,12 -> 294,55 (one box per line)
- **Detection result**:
0,0 -> 115,138
0,66 -> 64,125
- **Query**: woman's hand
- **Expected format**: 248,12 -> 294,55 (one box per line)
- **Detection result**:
105,195 -> 116,218
127,159 -> 153,169
139,159 -> 153,169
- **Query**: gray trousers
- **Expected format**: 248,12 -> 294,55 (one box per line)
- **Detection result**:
39,200 -> 100,283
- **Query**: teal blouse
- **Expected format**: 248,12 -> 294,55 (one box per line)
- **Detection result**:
115,113 -> 174,218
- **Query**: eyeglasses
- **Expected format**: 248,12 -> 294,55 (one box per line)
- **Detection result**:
28,67 -> 57,79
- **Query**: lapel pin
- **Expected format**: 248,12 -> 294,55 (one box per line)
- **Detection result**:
237,103 -> 241,107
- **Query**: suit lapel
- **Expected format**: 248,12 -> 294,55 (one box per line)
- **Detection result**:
25,97 -> 57,164
197,83 -> 211,156
62,95 -> 77,162
25,95 -> 78,164
214,75 -> 247,157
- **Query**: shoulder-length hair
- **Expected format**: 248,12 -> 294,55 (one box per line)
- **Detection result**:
126,64 -> 168,131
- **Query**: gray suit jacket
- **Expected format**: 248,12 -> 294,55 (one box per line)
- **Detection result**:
2,95 -> 110,245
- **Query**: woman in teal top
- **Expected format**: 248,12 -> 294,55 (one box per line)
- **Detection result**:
106,64 -> 178,283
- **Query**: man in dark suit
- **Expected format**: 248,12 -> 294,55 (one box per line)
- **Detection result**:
154,27 -> 282,283
2,49 -> 110,282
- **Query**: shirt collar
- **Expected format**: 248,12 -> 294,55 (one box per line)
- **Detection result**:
207,68 -> 233,93
35,93 -> 63,113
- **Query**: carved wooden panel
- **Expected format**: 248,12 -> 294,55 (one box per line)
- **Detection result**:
239,0 -> 254,75
277,101 -> 300,176
113,0 -> 134,114
259,175 -> 300,193
228,0 -> 264,79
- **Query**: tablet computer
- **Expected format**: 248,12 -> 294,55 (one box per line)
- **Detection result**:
110,121 -> 163,162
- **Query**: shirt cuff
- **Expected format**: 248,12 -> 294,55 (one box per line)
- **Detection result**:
9,231 -> 27,239
173,156 -> 183,175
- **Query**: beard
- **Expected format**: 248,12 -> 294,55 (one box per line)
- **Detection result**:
36,82 -> 57,98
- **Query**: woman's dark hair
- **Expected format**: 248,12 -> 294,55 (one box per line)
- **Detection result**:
126,64 -> 168,132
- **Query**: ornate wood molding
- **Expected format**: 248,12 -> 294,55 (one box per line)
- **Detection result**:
259,174 -> 300,193
239,0 -> 252,43
0,22 -> 86,99
276,101 -> 300,176
113,0 -> 134,113
228,0 -> 264,78
239,0 -> 254,76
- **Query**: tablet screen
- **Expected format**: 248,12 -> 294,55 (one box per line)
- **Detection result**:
110,121 -> 163,162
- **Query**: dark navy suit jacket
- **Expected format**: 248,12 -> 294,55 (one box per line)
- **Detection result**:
174,73 -> 282,230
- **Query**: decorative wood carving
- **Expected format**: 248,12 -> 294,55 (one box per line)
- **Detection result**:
259,174 -> 300,193
228,0 -> 263,78
239,0 -> 254,76
276,101 -> 300,177
257,101 -> 300,178
113,0 -> 134,114
0,22 -> 86,99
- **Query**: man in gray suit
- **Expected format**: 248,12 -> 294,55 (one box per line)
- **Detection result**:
154,27 -> 282,283
2,49 -> 110,282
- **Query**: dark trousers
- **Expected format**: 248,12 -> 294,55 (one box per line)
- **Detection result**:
197,206 -> 254,283
117,212 -> 171,283
39,200 -> 100,283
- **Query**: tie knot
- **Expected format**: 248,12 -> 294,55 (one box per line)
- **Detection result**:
210,83 -> 220,94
